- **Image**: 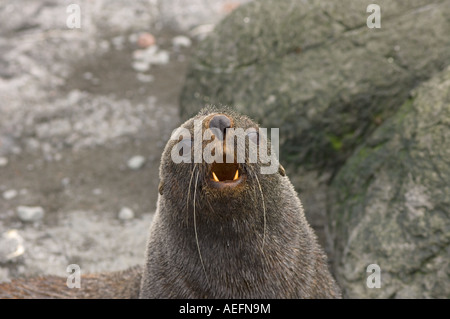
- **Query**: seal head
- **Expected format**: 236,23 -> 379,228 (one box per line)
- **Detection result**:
141,106 -> 341,299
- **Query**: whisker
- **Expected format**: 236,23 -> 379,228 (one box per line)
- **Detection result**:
186,164 -> 197,225
193,169 -> 209,284
252,168 -> 267,254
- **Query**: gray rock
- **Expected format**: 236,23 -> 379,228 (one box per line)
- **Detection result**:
328,67 -> 450,298
132,46 -> 170,72
0,268 -> 9,283
118,207 -> 135,220
0,230 -> 25,263
92,188 -> 103,195
2,189 -> 18,200
180,0 -> 450,172
136,73 -> 154,83
127,155 -> 146,170
132,61 -> 150,72
17,206 -> 45,222
111,35 -> 126,50
189,24 -> 215,40
0,157 -> 8,167
172,35 -> 192,49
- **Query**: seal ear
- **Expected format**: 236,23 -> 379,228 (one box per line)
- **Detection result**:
278,164 -> 286,176
158,180 -> 164,195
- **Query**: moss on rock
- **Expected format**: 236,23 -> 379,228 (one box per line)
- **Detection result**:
328,67 -> 450,298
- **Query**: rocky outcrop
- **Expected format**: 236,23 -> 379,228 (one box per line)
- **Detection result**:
328,68 -> 450,298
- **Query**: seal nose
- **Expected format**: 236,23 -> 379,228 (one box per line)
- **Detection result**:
209,114 -> 231,139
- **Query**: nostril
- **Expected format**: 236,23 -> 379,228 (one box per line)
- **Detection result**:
209,114 -> 231,139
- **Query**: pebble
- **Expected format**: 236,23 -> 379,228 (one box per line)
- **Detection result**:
172,35 -> 192,48
111,35 -> 125,50
132,46 -> 170,73
26,138 -> 40,151
189,24 -> 215,40
132,48 -> 152,60
127,155 -> 146,170
128,33 -> 139,43
0,157 -> 8,167
137,33 -> 155,49
83,72 -> 94,80
0,229 -> 25,263
17,206 -> 45,222
11,147 -> 21,155
99,40 -> 110,51
136,73 -> 154,83
118,207 -> 134,220
222,1 -> 241,13
132,61 -> 150,72
3,189 -> 18,200
152,50 -> 170,65
61,177 -> 70,187
0,268 -> 9,282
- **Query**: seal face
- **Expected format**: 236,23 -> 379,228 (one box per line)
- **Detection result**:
140,107 -> 342,299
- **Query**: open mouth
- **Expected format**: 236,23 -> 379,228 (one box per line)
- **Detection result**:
209,162 -> 245,188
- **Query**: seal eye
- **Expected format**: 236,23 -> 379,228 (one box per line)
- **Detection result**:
177,138 -> 192,158
247,129 -> 259,145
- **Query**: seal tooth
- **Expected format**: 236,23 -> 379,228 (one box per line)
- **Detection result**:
212,171 -> 220,182
233,170 -> 239,181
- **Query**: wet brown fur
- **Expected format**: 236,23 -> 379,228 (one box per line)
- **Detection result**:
140,106 -> 341,298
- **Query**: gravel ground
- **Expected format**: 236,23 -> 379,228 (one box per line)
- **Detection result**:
0,0 -> 250,283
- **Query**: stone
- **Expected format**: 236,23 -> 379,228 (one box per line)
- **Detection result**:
136,73 -> 154,83
0,230 -> 25,263
17,206 -> 45,222
118,207 -> 135,220
328,67 -> 450,298
137,32 -> 155,49
127,155 -> 146,170
92,188 -> 102,195
132,46 -> 170,72
0,157 -> 8,167
132,61 -> 150,72
2,190 -> 18,200
111,35 -> 125,50
172,35 -> 192,48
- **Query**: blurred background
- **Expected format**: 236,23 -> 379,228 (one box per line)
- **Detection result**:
0,0 -> 250,283
0,0 -> 449,298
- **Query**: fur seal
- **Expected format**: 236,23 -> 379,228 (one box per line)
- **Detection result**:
139,107 -> 341,298
0,107 -> 341,299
